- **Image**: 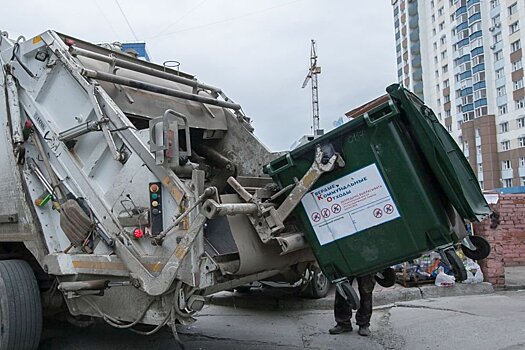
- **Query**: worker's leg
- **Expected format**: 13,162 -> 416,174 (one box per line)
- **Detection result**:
329,277 -> 354,334
355,274 -> 376,328
334,285 -> 353,326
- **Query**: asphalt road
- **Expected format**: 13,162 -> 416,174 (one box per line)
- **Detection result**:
39,290 -> 525,350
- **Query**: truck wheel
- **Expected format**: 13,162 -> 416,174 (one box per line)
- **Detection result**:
375,267 -> 396,288
301,268 -> 330,299
461,235 -> 491,261
0,260 -> 42,350
444,249 -> 467,282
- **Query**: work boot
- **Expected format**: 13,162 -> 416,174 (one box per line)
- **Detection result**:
329,323 -> 353,334
358,326 -> 371,336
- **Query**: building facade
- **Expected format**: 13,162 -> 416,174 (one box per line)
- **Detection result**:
392,0 -> 525,190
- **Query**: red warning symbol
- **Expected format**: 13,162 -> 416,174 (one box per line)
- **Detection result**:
331,203 -> 342,214
321,208 -> 331,218
373,208 -> 383,218
384,204 -> 394,214
312,212 -> 321,222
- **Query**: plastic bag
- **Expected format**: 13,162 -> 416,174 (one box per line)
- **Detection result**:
434,267 -> 456,287
463,259 -> 484,284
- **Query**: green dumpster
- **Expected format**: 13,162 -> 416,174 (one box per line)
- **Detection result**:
264,84 -> 491,281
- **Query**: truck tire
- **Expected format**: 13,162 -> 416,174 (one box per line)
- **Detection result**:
0,260 -> 42,350
461,235 -> 491,261
301,268 -> 330,299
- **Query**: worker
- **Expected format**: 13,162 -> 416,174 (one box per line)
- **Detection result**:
329,274 -> 376,336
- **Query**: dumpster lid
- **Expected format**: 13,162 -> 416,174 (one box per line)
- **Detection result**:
386,84 -> 491,222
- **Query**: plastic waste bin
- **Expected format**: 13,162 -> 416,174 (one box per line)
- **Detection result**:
264,84 -> 490,281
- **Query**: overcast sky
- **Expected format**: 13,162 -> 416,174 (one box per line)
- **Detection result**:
2,0 -> 397,151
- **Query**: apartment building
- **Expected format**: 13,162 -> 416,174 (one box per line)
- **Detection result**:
392,0 -> 525,190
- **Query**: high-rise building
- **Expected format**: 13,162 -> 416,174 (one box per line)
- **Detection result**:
391,0 -> 525,190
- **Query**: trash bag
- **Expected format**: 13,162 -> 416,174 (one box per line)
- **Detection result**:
435,266 -> 456,287
463,259 -> 484,284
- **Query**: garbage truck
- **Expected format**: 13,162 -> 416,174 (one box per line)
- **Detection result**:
0,30 -> 491,349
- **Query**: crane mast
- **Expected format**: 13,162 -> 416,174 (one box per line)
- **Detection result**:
302,39 -> 322,137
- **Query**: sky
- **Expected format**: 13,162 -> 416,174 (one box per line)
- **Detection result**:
1,0 -> 397,151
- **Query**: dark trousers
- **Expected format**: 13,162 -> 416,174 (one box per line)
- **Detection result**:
334,274 -> 376,327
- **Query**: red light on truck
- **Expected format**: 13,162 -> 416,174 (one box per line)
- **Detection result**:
133,228 -> 144,239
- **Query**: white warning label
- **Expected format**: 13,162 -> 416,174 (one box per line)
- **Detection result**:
301,163 -> 400,245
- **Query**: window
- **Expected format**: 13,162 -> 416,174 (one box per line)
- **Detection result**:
445,109 -> 451,117
518,117 -> 525,128
440,36 -> 446,45
434,56 -> 439,64
512,60 -> 523,72
478,163 -> 483,172
474,71 -> 485,83
502,160 -> 512,169
521,177 -> 525,186
435,70 -> 439,78
510,21 -> 520,33
514,79 -> 524,90
432,14 -> 436,22
474,89 -> 486,100
497,86 -> 507,96
434,42 -> 438,51
502,140 -> 511,151
496,68 -> 505,79
443,79 -> 450,88
441,50 -> 447,59
475,106 -> 488,117
479,181 -> 484,189
491,0 -> 500,9
504,179 -> 513,188
520,137 -> 525,147
509,2 -> 518,16
438,7 -> 444,16
468,4 -> 481,17
493,32 -> 502,44
442,64 -> 448,73
472,55 -> 484,66
520,157 -> 525,167
492,14 -> 501,27
499,104 -> 508,115
463,141 -> 469,156
517,98 -> 525,109
433,28 -> 437,36
495,50 -> 503,61
436,84 -> 440,93
500,122 -> 509,133
444,94 -> 451,103
439,21 -> 445,31
511,40 -> 521,52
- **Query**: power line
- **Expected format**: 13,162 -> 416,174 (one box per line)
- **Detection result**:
115,0 -> 139,41
94,0 -> 120,38
152,0 -> 209,38
150,0 -> 304,40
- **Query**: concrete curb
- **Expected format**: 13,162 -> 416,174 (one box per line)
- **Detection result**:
205,282 -> 494,311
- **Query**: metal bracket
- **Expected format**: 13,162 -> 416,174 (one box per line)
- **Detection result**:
257,145 -> 343,241
149,109 -> 191,166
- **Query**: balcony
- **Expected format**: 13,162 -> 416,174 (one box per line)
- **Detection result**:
501,168 -> 514,180
519,167 -> 525,177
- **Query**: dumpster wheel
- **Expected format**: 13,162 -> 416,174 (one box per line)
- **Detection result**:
444,249 -> 467,282
375,267 -> 396,288
461,235 -> 491,261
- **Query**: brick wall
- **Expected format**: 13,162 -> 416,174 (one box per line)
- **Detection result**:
473,194 -> 525,287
